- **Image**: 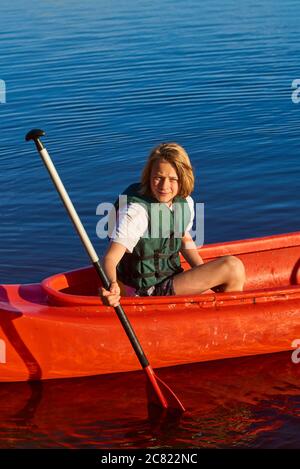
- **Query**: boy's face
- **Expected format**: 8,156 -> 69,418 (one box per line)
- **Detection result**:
150,160 -> 179,205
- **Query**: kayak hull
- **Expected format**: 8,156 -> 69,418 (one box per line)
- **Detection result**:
1,231 -> 300,382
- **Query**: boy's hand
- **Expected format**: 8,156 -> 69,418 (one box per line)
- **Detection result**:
99,281 -> 121,307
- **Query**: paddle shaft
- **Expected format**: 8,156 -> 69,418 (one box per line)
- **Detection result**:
37,145 -> 149,369
26,130 -> 185,411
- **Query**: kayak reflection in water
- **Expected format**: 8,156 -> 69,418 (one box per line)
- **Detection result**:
100,143 -> 245,307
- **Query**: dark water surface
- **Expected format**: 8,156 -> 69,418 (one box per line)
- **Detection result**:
1,0 -> 300,448
0,352 -> 300,449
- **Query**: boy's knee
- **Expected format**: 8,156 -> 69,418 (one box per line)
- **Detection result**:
222,255 -> 245,280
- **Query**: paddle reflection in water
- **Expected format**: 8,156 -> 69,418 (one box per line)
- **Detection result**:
0,351 -> 300,448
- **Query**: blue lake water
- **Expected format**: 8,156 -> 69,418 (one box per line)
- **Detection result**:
1,0 -> 300,449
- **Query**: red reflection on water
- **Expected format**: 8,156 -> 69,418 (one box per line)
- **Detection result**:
0,351 -> 300,448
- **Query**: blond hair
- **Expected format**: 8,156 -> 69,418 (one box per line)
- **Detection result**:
140,143 -> 194,199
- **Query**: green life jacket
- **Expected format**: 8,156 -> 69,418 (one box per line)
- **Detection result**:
114,183 -> 191,292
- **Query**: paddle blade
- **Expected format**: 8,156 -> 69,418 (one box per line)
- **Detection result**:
144,365 -> 185,412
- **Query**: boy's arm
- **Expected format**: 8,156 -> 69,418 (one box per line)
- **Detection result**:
103,241 -> 127,283
180,232 -> 204,268
100,241 -> 127,307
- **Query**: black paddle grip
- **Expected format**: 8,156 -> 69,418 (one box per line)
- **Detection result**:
25,129 -> 45,151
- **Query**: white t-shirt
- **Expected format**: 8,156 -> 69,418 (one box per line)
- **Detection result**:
110,196 -> 195,253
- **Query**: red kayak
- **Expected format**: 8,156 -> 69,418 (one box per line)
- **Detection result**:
0,231 -> 300,382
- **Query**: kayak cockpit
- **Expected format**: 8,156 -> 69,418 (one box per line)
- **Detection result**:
40,231 -> 300,307
41,266 -> 102,306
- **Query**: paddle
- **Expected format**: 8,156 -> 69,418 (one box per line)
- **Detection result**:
25,129 -> 185,413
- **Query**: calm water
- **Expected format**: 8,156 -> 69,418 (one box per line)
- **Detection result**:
0,352 -> 300,449
1,0 -> 300,448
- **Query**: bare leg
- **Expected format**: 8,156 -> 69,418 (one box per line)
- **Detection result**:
173,255 -> 245,295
